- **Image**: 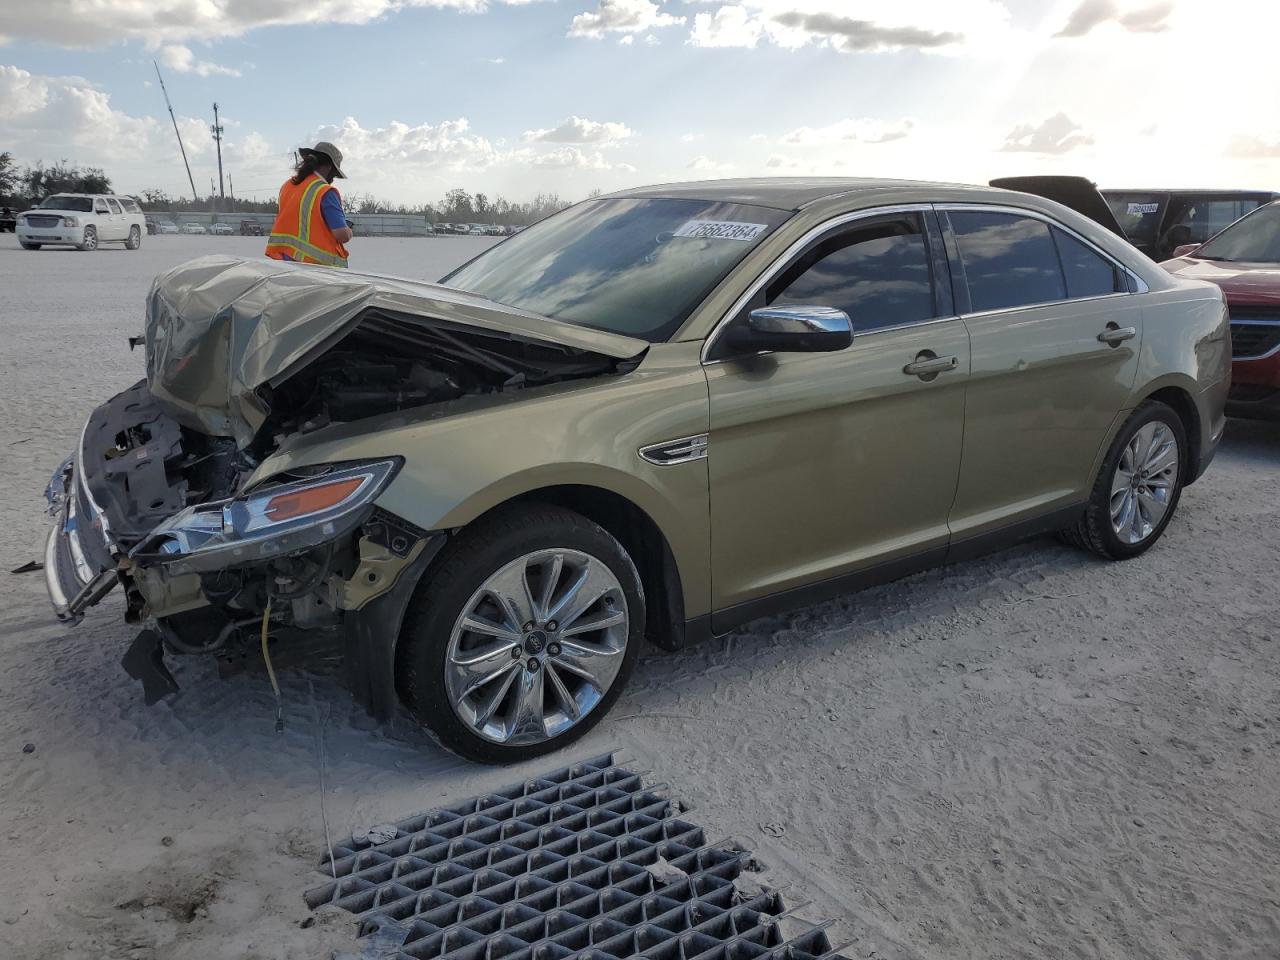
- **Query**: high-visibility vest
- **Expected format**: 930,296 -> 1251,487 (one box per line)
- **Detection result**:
265,174 -> 349,267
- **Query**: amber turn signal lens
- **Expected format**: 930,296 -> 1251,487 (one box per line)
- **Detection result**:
264,477 -> 364,521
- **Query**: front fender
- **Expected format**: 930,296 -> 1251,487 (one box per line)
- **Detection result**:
253,341 -> 714,616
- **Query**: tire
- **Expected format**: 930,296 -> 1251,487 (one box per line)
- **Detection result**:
397,505 -> 645,764
1062,400 -> 1187,560
20,242 -> 40,250
78,226 -> 98,251
125,226 -> 141,250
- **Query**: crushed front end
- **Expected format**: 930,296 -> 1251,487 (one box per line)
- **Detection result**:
44,378 -> 444,715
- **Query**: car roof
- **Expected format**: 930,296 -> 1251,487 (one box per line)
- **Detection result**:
602,177 -> 992,211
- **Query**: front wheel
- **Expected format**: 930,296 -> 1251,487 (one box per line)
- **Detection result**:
1063,400 -> 1187,560
397,505 -> 644,763
78,226 -> 98,251
125,226 -> 141,250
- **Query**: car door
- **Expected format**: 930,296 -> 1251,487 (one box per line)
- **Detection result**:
704,208 -> 970,626
106,198 -> 129,240
92,198 -> 114,239
939,206 -> 1143,545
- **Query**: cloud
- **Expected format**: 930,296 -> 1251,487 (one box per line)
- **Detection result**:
158,44 -> 240,78
690,6 -> 763,47
1000,113 -> 1095,154
1055,0 -> 1174,38
522,116 -> 635,145
686,1 -> 1008,53
568,0 -> 685,38
0,64 -> 161,161
780,117 -> 915,145
771,11 -> 962,51
524,146 -> 635,171
0,0 -> 537,47
313,116 -> 502,172
687,155 -> 734,172
1226,134 -> 1280,159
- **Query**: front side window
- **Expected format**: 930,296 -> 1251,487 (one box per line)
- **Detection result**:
106,198 -> 123,214
443,198 -> 791,342
1053,228 -> 1122,299
948,211 -> 1066,312
765,216 -> 936,332
1195,202 -> 1280,263
1168,200 -> 1252,245
94,200 -> 109,214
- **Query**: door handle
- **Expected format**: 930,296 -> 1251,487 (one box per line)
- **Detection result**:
903,352 -> 959,379
1097,323 -> 1137,346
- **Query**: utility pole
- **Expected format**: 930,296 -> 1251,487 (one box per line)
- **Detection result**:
211,102 -> 226,209
153,61 -> 199,204
229,174 -> 235,208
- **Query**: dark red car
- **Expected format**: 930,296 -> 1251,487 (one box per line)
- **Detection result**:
1163,201 -> 1280,420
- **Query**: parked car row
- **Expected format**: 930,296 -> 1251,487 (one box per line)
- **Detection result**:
43,175 -> 1235,762
433,222 -> 521,236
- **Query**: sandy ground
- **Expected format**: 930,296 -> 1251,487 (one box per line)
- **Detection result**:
1,232 -> 1278,960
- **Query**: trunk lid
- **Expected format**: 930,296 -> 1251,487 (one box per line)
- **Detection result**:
145,256 -> 648,447
989,176 -> 1127,239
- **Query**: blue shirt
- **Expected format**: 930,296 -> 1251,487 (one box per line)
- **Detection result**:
320,188 -> 347,230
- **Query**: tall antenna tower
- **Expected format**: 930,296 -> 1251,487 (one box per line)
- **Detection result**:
211,102 -> 226,206
153,61 -> 199,204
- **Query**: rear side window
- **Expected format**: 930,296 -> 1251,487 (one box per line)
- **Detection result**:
1052,228 -> 1122,298
121,198 -> 142,213
1106,194 -> 1163,244
766,215 -> 936,332
106,198 -> 123,214
948,211 -> 1065,312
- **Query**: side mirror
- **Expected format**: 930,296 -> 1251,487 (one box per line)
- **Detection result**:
1170,242 -> 1202,259
727,305 -> 853,354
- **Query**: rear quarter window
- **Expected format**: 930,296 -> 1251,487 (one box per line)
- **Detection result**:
1052,228 -> 1122,298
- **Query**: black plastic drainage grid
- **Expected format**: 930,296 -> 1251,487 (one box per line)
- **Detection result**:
304,753 -> 848,960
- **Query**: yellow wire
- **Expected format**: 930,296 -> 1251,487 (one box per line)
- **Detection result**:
260,599 -> 283,731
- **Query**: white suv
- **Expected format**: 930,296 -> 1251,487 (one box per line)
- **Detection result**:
16,193 -> 146,251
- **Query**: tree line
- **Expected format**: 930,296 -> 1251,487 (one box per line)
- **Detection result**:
0,155 -> 572,226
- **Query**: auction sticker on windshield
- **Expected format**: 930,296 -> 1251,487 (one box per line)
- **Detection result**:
674,219 -> 769,242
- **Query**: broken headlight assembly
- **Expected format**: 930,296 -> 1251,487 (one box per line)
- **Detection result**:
131,458 -> 401,574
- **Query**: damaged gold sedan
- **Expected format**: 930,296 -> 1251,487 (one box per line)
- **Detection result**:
44,179 -> 1230,762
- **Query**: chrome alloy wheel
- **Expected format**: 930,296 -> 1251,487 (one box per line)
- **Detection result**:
1110,420 -> 1180,545
444,548 -> 629,746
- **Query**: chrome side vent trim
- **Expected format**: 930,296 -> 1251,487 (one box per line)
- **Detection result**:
639,433 -> 709,466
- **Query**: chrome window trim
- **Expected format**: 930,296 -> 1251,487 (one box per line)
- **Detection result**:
934,202 -> 1150,298
700,203 -> 935,364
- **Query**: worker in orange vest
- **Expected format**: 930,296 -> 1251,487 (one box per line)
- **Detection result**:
265,141 -> 352,267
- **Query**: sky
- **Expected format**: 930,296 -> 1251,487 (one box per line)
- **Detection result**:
0,0 -> 1277,208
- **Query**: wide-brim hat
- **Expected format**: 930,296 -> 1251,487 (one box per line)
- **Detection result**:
298,141 -> 346,179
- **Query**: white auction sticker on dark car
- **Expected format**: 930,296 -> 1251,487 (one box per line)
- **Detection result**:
673,219 -> 768,242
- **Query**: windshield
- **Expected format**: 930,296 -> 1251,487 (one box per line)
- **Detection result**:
443,198 -> 791,341
1195,202 -> 1280,263
39,195 -> 93,212
1104,193 -> 1163,244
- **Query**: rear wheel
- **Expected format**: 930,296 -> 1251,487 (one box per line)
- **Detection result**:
398,505 -> 644,763
20,241 -> 40,250
1062,400 -> 1186,560
78,226 -> 98,251
125,226 -> 141,250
